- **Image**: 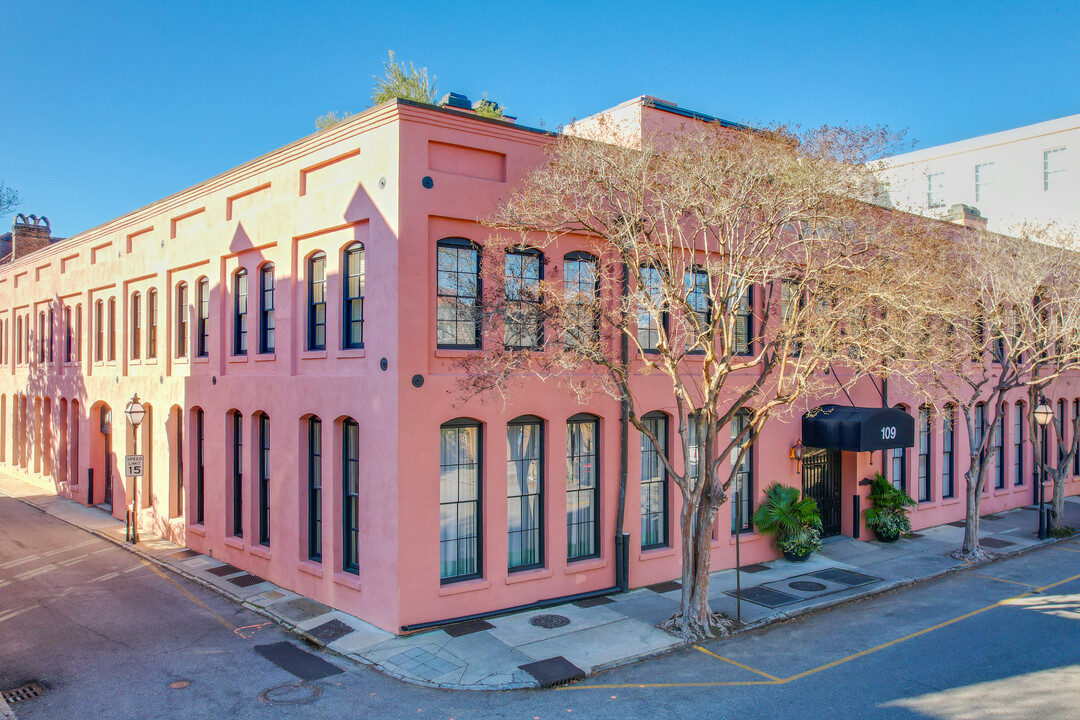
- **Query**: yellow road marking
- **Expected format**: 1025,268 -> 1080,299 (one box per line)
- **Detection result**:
694,646 -> 781,681
1053,546 -> 1080,553
0,605 -> 40,623
564,570 -> 1080,691
140,559 -> 236,631
966,573 -> 1039,588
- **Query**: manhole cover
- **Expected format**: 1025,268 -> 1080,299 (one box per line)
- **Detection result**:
258,682 -> 323,706
2,682 -> 45,704
788,580 -> 828,592
169,680 -> 191,689
529,614 -> 570,629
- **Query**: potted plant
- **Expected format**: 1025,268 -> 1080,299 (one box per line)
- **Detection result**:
863,473 -> 916,542
751,483 -> 823,562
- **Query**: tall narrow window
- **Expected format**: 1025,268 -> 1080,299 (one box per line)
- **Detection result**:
343,245 -> 364,349
308,417 -> 323,561
16,317 -> 21,365
307,253 -> 326,351
927,171 -> 945,208
566,415 -> 599,560
233,269 -> 248,356
640,413 -> 669,549
65,307 -> 73,363
259,264 -> 275,354
563,252 -> 599,348
94,301 -> 103,362
1015,401 -> 1025,486
47,307 -> 53,364
343,418 -> 360,573
994,405 -> 1006,490
1044,147 -> 1066,191
131,293 -> 141,360
74,306 -> 82,362
637,266 -> 665,352
731,409 -> 754,532
1074,400 -> 1080,476
108,298 -> 116,362
440,419 -> 482,581
436,239 -> 481,349
176,283 -> 188,358
943,404 -> 955,498
38,312 -> 45,363
196,279 -> 210,357
507,417 -> 543,571
1056,399 -> 1066,464
974,402 -> 987,491
195,408 -> 205,524
685,267 -> 710,353
890,405 -> 909,491
734,283 -> 754,355
975,162 -> 994,203
231,411 -> 243,538
257,413 -> 270,546
918,405 -> 932,502
504,249 -> 543,348
147,289 -> 158,359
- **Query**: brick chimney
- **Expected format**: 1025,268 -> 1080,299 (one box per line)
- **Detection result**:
943,204 -> 988,231
11,214 -> 53,260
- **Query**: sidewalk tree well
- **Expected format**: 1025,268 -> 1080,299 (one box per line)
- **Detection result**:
456,117 -> 944,639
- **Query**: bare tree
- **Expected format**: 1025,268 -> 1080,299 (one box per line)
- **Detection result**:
460,118 -> 942,638
0,181 -> 20,219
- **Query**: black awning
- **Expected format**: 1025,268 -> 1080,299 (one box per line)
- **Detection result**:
802,405 -> 915,452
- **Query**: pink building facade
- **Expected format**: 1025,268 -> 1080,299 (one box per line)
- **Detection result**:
3,96 -> 1078,634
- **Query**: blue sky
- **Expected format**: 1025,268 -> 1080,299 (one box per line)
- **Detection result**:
2,0 -> 1077,238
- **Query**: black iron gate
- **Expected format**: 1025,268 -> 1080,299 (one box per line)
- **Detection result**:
802,447 -> 842,537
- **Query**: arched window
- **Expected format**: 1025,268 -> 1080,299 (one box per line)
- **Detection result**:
504,247 -> 543,348
197,278 -> 210,358
131,293 -> 141,360
436,239 -> 481,349
193,407 -> 205,524
891,404 -> 910,490
257,412 -> 270,546
440,418 -> 482,581
563,251 -> 599,348
65,306 -> 73,363
731,409 -> 754,532
230,410 -> 243,538
38,311 -> 45,363
942,403 -> 956,499
94,301 -> 103,362
734,283 -> 754,355
1074,400 -> 1080,476
107,297 -> 116,362
685,266 -> 710,354
637,265 -> 666,352
507,415 -> 543,570
918,405 -> 932,502
994,402 -> 1006,489
343,244 -> 364,349
16,316 -> 22,365
1015,401 -> 1026,486
259,264 -> 275,354
147,289 -> 158,359
47,307 -> 54,364
566,413 -> 599,560
307,416 -> 323,561
75,305 -> 82,362
173,406 -> 184,519
175,283 -> 188,358
640,411 -> 669,549
233,269 -> 248,356
307,252 -> 326,351
973,402 -> 987,493
342,417 -> 360,573
1056,399 -> 1066,464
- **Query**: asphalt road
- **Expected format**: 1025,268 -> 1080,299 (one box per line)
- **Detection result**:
3,494 -> 1080,719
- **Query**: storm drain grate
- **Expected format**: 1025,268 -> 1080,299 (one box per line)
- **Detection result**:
442,619 -> 495,637
739,563 -> 771,573
3,682 -> 44,704
810,568 -> 881,587
572,595 -> 615,608
519,657 -> 586,688
171,549 -> 201,559
529,614 -> 570,629
979,537 -> 1016,549
726,586 -> 801,608
647,580 -> 682,594
228,573 -> 267,588
307,619 -> 356,644
206,563 -> 243,577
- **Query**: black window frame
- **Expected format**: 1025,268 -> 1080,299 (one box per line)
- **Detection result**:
343,244 -> 365,349
890,405 -> 909,491
307,253 -> 327,351
942,404 -> 955,498
440,418 -> 483,583
233,269 -> 248,357
195,407 -> 205,524
563,251 -> 600,348
918,405 -> 932,502
342,418 -> 360,574
231,410 -> 243,538
131,293 -> 141,360
994,404 -> 1006,490
503,247 -> 543,349
257,412 -> 270,546
259,264 -> 276,354
507,415 -> 544,571
147,288 -> 158,359
685,266 -> 711,355
196,279 -> 210,358
566,413 -> 600,561
640,412 -> 669,550
308,417 -> 323,562
1015,401 -> 1025,486
734,282 -> 754,356
1057,399 -> 1067,464
436,238 -> 482,350
94,301 -> 104,362
637,265 -> 667,352
64,306 -> 73,363
176,283 -> 188,359
731,409 -> 754,533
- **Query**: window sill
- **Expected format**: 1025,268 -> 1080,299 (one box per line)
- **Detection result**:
298,560 -> 323,578
639,546 -> 677,561
144,358 -> 159,366
187,524 -> 206,537
224,536 -> 244,550
438,577 -> 490,596
249,544 -> 271,560
228,354 -> 249,364
565,557 -> 606,575
193,356 -> 210,364
505,568 -> 552,584
435,348 -> 478,358
254,353 -> 276,363
728,531 -> 760,545
337,348 -> 366,359
174,356 -> 190,365
941,497 -> 962,506
301,350 -> 328,360
333,571 -> 362,590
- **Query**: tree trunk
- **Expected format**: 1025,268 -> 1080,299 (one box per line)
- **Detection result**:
959,468 -> 990,561
1052,470 -> 1067,532
663,493 -> 731,639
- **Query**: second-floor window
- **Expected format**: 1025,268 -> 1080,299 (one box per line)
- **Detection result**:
65,307 -> 73,363
176,283 -> 188,358
975,162 -> 994,202
233,269 -> 248,356
308,253 -> 326,351
436,239 -> 481,349
94,301 -> 104,362
637,265 -> 665,352
147,289 -> 158,359
260,264 -> 275,354
563,252 -> 599,348
197,279 -> 210,357
131,294 -> 141,360
504,248 -> 542,348
927,171 -> 945,208
1044,147 -> 1066,191
343,244 -> 364,349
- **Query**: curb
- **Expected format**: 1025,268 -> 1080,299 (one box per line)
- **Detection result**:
3,485 -> 1072,692
0,694 -> 16,720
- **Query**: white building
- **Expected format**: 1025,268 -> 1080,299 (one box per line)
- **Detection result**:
875,114 -> 1079,233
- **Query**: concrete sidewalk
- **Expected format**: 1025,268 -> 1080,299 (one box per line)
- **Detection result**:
3,470 -> 1077,691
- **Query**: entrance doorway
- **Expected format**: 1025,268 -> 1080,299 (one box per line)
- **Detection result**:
802,447 -> 842,537
100,406 -> 113,510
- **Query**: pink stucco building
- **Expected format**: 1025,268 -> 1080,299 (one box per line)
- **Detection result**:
2,95 -> 1077,634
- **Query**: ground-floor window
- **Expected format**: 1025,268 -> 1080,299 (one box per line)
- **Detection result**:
640,413 -> 668,549
440,419 -> 481,582
918,405 -> 932,502
308,417 -> 322,562
258,413 -> 270,546
994,406 -> 1006,490
194,408 -> 205,524
1015,402 -> 1025,486
566,415 -> 599,560
342,418 -> 360,574
507,417 -> 543,571
231,410 -> 243,538
731,410 -> 753,533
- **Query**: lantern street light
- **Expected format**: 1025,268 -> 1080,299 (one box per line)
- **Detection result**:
1033,398 -> 1053,540
124,394 -> 145,544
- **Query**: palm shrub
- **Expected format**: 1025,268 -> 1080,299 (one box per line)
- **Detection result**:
751,483 -> 823,557
864,472 -> 916,540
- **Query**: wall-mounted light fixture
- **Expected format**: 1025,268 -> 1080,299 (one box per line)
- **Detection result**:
790,440 -> 804,472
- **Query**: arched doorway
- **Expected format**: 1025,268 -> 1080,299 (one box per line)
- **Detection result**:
89,402 -> 114,510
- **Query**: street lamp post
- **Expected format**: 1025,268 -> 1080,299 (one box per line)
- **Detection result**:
1033,399 -> 1053,541
124,394 -> 146,545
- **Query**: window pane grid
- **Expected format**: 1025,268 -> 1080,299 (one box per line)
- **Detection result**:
258,414 -> 270,546
441,424 -> 481,580
637,266 -> 664,351
731,411 -> 753,532
563,256 -> 599,348
195,409 -> 205,524
640,415 -> 668,549
308,418 -> 323,561
918,406 -> 932,502
232,412 -> 243,537
147,290 -> 157,358
260,265 -> 276,354
197,280 -> 209,357
504,252 -> 542,348
343,247 -> 365,349
343,420 -> 360,573
234,270 -> 248,356
436,243 -> 480,348
1015,402 -> 1025,486
176,285 -> 188,358
308,255 -> 326,350
507,421 -> 543,570
566,419 -> 599,560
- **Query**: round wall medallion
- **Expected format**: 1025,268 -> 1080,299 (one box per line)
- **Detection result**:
788,580 -> 828,592
529,614 -> 570,629
378,177 -> 387,189
421,176 -> 434,189
411,374 -> 424,388
212,376 -> 217,385
380,357 -> 388,371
